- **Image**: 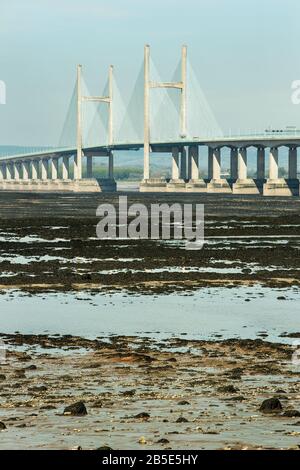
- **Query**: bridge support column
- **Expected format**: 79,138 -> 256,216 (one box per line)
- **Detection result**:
22,161 -> 29,180
186,146 -> 206,192
269,147 -> 278,180
31,160 -> 39,180
171,147 -> 180,180
0,164 -> 4,181
187,148 -> 192,180
50,158 -> 58,180
74,152 -> 82,180
207,147 -> 231,193
62,156 -> 70,180
167,146 -> 185,191
6,163 -> 12,180
212,148 -> 220,180
41,159 -> 49,181
233,147 -> 259,194
86,156 -> 93,178
237,147 -> 247,180
108,151 -> 114,179
207,147 -> 213,180
252,147 -> 266,193
257,147 -> 265,180
288,147 -> 297,179
230,148 -> 238,181
180,147 -> 187,180
264,146 -> 299,196
14,162 -> 20,181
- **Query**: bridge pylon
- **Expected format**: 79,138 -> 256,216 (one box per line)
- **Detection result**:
75,63 -> 114,180
143,44 -> 187,181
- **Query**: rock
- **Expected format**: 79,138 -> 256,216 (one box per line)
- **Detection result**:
0,422 -> 6,430
224,396 -> 246,401
217,385 -> 239,394
134,412 -> 150,420
277,296 -> 286,300
63,401 -> 87,416
259,398 -> 282,413
167,357 -> 177,363
14,369 -> 26,378
176,416 -> 189,423
157,438 -> 170,444
25,365 -> 37,370
29,385 -> 47,392
282,409 -> 300,418
177,400 -> 190,405
226,368 -> 243,380
242,268 -> 252,274
279,332 -> 300,339
0,374 -> 6,381
40,405 -> 56,410
121,389 -> 136,397
275,394 -> 288,400
97,445 -> 113,450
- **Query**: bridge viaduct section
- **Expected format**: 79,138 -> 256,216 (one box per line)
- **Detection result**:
140,140 -> 299,196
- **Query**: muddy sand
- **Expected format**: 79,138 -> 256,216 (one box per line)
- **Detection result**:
0,333 -> 300,450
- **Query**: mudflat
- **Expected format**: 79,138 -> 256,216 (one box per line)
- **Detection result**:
0,193 -> 299,293
0,192 -> 299,449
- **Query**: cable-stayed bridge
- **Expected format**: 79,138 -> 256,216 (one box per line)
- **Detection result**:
1,45 -> 300,196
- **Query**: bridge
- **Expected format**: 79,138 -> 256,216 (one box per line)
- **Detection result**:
0,45 -> 299,196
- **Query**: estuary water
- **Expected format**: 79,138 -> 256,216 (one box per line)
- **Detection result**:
0,285 -> 299,344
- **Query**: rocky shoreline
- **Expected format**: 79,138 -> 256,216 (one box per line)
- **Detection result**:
0,333 -> 300,450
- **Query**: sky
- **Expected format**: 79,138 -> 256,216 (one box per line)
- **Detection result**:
0,0 -> 300,146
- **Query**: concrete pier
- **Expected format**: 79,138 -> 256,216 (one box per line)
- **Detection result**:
207,148 -> 231,193
229,148 -> 238,181
31,160 -> 39,180
167,146 -> 185,191
41,159 -> 48,180
51,158 -> 58,180
108,151 -> 114,179
263,147 -> 299,196
14,162 -> 20,181
180,147 -> 187,180
86,156 -> 93,178
22,161 -> 29,180
62,156 -> 70,180
0,165 -> 4,181
257,147 -> 265,181
186,146 -> 206,192
232,147 -> 259,194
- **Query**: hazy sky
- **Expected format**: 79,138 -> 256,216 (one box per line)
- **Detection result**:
1,0 -> 300,146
